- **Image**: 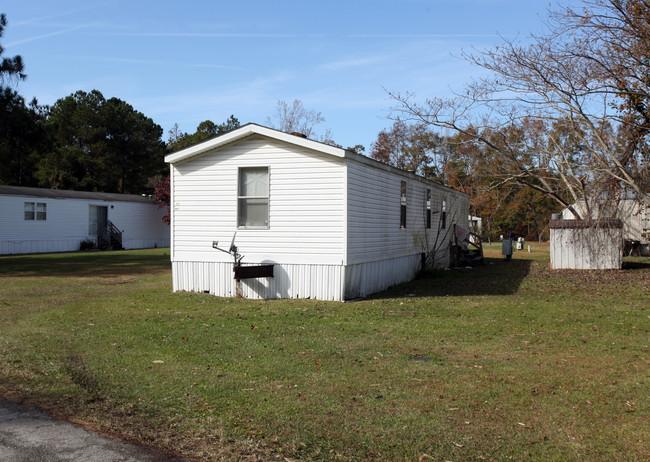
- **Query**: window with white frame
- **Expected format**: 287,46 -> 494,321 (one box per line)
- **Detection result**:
24,202 -> 46,221
238,167 -> 269,228
24,202 -> 34,220
441,199 -> 447,229
400,181 -> 407,229
426,189 -> 431,229
36,203 -> 47,220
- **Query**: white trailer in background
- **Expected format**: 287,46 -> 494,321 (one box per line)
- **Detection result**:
0,185 -> 170,255
562,197 -> 650,255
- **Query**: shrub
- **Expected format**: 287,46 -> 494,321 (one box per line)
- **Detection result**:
79,239 -> 96,251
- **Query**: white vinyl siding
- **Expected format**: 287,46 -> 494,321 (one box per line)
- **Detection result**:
171,135 -> 345,265
346,157 -> 468,268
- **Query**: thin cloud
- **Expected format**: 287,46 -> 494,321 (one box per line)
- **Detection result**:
320,55 -> 390,72
101,31 -> 498,40
113,32 -> 327,39
12,3 -> 108,26
319,38 -> 462,74
137,71 -> 296,116
82,56 -> 246,72
348,33 -> 501,38
5,24 -> 97,48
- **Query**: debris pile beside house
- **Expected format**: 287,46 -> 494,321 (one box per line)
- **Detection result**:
452,224 -> 483,267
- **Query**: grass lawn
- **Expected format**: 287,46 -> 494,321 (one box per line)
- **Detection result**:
0,245 -> 648,461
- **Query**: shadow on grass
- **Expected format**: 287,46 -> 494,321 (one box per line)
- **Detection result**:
0,249 -> 171,277
368,256 -> 533,299
622,258 -> 650,270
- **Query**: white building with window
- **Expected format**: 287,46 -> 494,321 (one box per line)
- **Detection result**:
165,123 -> 469,301
0,186 -> 170,255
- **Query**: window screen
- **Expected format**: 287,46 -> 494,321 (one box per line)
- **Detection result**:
426,189 -> 431,229
238,167 -> 269,228
441,200 -> 447,229
36,203 -> 47,220
400,181 -> 407,229
24,202 -> 35,220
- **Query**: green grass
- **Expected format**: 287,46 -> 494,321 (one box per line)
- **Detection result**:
0,246 -> 648,461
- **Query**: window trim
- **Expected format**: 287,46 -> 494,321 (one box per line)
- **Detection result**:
400,181 -> 407,229
24,202 -> 35,220
441,199 -> 447,229
237,166 -> 270,229
426,189 -> 431,229
36,202 -> 47,221
24,202 -> 46,221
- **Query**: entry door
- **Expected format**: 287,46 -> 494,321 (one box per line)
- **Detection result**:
89,205 -> 108,237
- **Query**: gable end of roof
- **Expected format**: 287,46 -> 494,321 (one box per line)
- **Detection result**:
164,123 -> 347,164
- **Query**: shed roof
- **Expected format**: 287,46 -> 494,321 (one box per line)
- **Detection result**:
0,185 -> 155,203
549,218 -> 623,229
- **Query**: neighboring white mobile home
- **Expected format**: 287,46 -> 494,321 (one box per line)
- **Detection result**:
562,197 -> 650,255
0,186 -> 170,255
166,124 -> 469,301
468,215 -> 482,234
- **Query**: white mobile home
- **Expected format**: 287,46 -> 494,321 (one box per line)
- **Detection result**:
0,186 -> 170,255
562,197 -> 650,255
165,124 -> 469,301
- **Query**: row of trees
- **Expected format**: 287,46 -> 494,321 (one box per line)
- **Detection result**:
0,87 -> 171,194
4,1 -> 648,234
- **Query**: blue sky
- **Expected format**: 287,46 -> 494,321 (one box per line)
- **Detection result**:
2,0 -> 569,151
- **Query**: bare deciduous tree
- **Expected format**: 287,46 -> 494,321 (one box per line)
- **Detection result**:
390,0 -> 650,219
265,99 -> 339,146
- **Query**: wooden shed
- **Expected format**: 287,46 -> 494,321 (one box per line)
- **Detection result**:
165,123 -> 469,301
0,186 -> 170,255
549,219 -> 623,270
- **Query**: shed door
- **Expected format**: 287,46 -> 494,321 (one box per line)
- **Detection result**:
89,205 -> 108,236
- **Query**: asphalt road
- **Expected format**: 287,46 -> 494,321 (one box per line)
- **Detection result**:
0,398 -> 190,461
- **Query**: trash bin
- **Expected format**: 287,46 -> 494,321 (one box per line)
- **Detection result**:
502,238 -> 513,260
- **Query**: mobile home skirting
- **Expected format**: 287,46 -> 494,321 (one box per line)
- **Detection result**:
0,237 -> 170,255
344,254 -> 422,300
0,238 -> 82,255
172,253 -> 426,301
172,261 -> 345,300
